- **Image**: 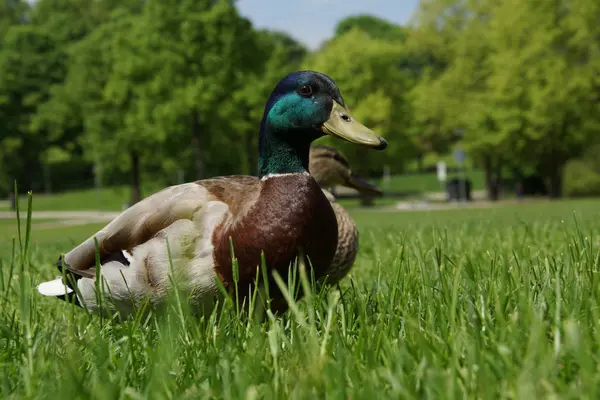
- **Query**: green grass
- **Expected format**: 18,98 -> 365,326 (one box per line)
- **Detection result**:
4,187 -> 131,211
1,195 -> 600,398
374,170 -> 485,194
2,183 -> 167,212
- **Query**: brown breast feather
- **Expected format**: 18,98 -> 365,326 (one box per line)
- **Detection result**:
201,174 -> 338,311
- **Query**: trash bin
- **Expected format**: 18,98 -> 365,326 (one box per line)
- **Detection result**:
446,178 -> 472,201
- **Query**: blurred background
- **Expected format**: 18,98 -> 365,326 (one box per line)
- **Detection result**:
1,0 -> 599,211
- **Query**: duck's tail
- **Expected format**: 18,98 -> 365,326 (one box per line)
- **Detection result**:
37,277 -> 74,297
36,256 -> 82,306
36,250 -> 133,307
344,172 -> 383,196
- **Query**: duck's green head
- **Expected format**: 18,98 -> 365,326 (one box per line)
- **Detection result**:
258,70 -> 387,177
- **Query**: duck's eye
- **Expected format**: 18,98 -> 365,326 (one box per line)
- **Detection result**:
298,85 -> 313,97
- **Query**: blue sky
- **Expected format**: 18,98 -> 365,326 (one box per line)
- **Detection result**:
236,0 -> 420,50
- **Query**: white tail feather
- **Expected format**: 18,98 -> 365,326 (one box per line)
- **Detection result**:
122,249 -> 134,264
37,277 -> 73,297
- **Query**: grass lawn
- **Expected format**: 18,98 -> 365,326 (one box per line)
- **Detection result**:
374,170 -> 485,194
0,198 -> 599,397
3,187 -> 132,212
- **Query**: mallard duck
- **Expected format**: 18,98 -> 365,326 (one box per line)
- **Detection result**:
37,70 -> 387,318
309,145 -> 382,286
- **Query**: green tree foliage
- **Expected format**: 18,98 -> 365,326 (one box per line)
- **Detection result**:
563,161 -> 600,198
334,15 -> 426,82
0,25 -> 64,195
22,0 -> 271,202
334,14 -> 408,42
63,0 -> 267,203
68,11 -> 152,204
305,28 -> 415,176
411,0 -> 600,199
122,0 -> 262,182
29,1 -> 141,195
486,0 -> 600,197
1,0 -> 599,202
563,141 -> 600,197
0,0 -> 28,39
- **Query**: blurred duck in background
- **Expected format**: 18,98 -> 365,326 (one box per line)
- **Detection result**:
309,145 -> 383,286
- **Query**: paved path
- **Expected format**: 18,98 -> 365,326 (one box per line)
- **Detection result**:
391,199 -> 516,212
0,197 -> 534,223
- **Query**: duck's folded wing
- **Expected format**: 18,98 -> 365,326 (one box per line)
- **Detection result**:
321,188 -> 336,203
62,183 -> 211,273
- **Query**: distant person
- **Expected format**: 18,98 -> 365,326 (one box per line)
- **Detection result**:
9,191 -> 15,211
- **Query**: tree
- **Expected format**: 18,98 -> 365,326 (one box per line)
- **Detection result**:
404,0 -> 474,172
334,14 -> 408,42
0,25 -> 64,196
15,0 -> 307,202
432,0 -> 504,200
305,28 -> 414,176
485,0 -> 600,197
110,0 -> 263,183
410,0 -> 600,199
0,0 -> 28,39
24,0 -> 143,195
48,0 -> 269,202
67,10 -> 159,204
0,0 -> 29,197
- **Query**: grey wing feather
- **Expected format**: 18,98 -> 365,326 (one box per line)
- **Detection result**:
62,183 -> 210,272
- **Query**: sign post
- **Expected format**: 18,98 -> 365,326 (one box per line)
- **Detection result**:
383,165 -> 391,187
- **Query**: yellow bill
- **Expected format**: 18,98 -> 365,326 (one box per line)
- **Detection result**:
321,100 -> 387,150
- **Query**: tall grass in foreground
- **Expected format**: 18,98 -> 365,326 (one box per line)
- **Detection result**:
0,192 -> 600,399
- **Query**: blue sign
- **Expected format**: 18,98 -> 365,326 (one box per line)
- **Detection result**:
454,148 -> 466,164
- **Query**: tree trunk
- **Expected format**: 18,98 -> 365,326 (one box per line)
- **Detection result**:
417,153 -> 424,173
547,163 -> 563,199
483,154 -> 493,200
9,192 -> 15,211
482,153 -> 501,201
131,150 -> 141,205
494,162 -> 503,200
43,163 -> 51,194
191,111 -> 205,179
